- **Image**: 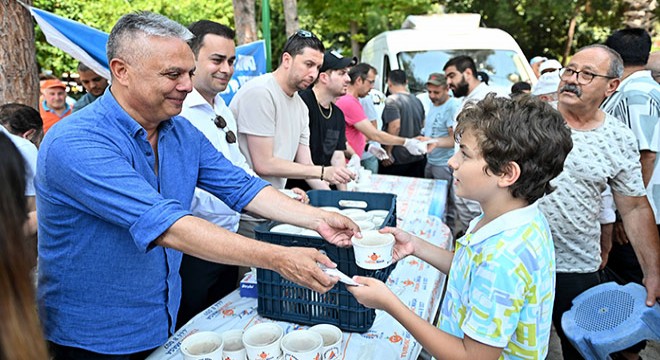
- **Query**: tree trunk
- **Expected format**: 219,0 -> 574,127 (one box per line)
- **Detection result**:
233,0 -> 258,45
0,0 -> 39,108
622,0 -> 657,36
350,20 -> 360,59
283,0 -> 298,37
562,13 -> 578,64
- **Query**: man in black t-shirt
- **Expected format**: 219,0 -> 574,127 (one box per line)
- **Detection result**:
287,50 -> 356,191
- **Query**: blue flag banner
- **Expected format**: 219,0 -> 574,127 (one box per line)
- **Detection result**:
27,4 -> 111,80
25,3 -> 267,99
220,40 -> 267,105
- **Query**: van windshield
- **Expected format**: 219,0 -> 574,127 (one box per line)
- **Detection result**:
398,50 -> 531,94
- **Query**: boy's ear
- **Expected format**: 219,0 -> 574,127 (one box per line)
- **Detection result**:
498,161 -> 521,188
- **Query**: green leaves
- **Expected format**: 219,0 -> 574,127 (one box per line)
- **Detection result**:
31,0 -> 652,77
32,0 -> 235,75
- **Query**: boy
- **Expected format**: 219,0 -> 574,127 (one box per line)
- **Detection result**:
349,94 -> 573,359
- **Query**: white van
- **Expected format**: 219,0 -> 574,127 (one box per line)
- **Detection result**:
360,14 -> 535,95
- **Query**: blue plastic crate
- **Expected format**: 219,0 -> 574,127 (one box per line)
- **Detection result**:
255,190 -> 397,332
307,190 -> 397,228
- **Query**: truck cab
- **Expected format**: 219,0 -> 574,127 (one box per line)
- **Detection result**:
360,14 -> 535,96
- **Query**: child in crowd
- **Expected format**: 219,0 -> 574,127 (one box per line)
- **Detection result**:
349,94 -> 573,359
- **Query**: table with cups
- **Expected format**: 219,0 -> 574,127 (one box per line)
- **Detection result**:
148,175 -> 451,360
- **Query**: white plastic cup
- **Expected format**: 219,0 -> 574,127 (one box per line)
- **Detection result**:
242,323 -> 284,360
270,224 -> 303,235
308,324 -> 343,360
366,210 -> 389,218
352,230 -> 395,270
280,330 -> 323,360
180,331 -> 224,360
358,169 -> 372,183
222,329 -> 246,360
340,208 -> 366,217
341,209 -> 372,223
371,216 -> 386,227
355,220 -> 375,231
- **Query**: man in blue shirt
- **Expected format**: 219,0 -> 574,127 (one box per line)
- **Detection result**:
37,12 -> 358,360
422,73 -> 460,231
72,62 -> 109,113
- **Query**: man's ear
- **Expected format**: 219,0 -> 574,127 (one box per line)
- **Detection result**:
318,71 -> 330,84
463,67 -> 473,79
604,78 -> 621,97
281,52 -> 293,70
22,128 -> 36,140
109,58 -> 130,86
498,161 -> 521,188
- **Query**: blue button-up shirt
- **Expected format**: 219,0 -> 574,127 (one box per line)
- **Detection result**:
36,88 -> 269,354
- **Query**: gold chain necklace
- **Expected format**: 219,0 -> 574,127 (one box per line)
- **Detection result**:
317,100 -> 332,120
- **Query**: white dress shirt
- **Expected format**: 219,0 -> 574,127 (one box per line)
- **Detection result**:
180,88 -> 256,232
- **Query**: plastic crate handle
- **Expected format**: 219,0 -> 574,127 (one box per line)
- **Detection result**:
338,200 -> 368,209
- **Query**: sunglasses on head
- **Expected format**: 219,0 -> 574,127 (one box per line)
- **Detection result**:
294,29 -> 314,38
214,115 -> 237,144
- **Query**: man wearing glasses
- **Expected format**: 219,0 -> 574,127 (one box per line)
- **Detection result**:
230,30 -> 355,238
536,45 -> 660,359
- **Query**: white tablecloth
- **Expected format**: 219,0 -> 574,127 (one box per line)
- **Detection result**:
148,175 -> 451,360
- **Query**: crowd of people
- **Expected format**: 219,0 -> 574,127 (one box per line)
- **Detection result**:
2,10 -> 660,360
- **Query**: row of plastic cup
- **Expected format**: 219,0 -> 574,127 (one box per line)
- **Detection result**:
180,323 -> 343,360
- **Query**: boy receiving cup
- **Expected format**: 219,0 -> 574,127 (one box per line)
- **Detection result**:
349,94 -> 573,359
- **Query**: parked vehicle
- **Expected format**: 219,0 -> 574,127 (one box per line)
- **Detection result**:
360,14 -> 535,95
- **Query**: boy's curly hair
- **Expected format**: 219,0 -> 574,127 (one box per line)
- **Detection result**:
455,94 -> 573,204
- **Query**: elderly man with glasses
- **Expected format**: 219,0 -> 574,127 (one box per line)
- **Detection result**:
536,45 -> 660,359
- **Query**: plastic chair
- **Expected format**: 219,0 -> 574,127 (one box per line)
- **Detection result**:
561,282 -> 660,360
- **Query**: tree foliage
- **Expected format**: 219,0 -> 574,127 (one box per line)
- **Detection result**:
33,0 -> 234,75
30,0 -> 660,76
442,0 -> 626,62
297,0 -> 436,55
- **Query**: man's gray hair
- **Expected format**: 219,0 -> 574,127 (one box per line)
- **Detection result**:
107,11 -> 193,65
577,44 -> 624,78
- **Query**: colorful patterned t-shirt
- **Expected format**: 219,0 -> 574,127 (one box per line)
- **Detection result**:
438,204 -> 556,359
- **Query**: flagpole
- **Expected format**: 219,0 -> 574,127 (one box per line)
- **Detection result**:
262,0 -> 271,72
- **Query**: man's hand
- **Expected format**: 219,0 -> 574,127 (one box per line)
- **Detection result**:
378,227 -> 417,262
347,276 -> 398,310
380,155 -> 394,167
367,143 -> 389,160
290,187 -> 309,204
323,166 -> 355,184
599,223 -> 613,270
642,274 -> 660,306
613,220 -> 629,245
315,212 -> 360,247
403,138 -> 426,155
272,247 -> 339,293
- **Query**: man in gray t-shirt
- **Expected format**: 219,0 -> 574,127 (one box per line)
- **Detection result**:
231,31 -> 354,191
231,30 -> 355,238
380,70 -> 426,177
